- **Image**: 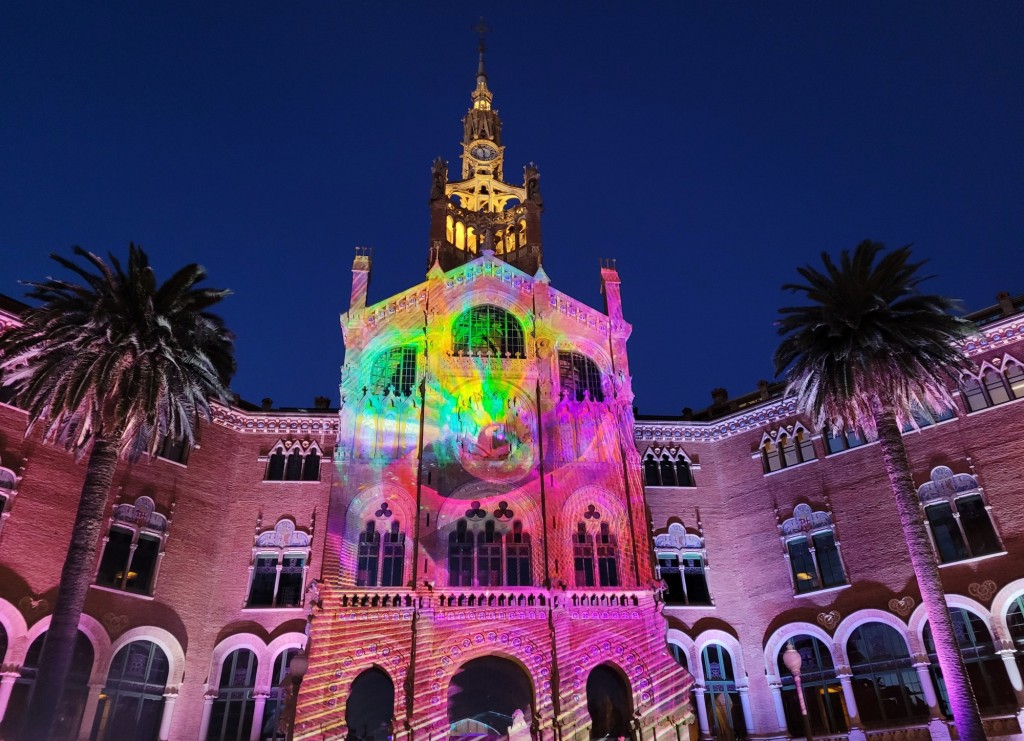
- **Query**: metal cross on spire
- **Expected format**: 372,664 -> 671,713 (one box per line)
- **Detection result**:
472,17 -> 491,53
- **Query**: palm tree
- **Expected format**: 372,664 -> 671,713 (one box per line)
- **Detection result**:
0,244 -> 235,740
774,240 -> 983,740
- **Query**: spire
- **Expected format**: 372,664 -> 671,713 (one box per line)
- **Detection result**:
470,18 -> 493,112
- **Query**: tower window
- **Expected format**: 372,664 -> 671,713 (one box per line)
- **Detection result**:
264,440 -> 323,481
370,346 -> 418,396
558,351 -> 604,402
452,305 -> 525,358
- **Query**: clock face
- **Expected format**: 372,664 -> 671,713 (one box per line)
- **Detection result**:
470,143 -> 498,161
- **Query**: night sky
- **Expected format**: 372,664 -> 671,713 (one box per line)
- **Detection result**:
2,3 -> 1022,415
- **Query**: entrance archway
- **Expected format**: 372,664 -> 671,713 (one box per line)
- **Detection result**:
346,667 -> 395,741
448,656 -> 534,740
586,663 -> 632,740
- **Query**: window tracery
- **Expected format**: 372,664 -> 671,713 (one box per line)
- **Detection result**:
778,503 -> 846,594
263,439 -> 323,482
451,305 -> 525,358
445,510 -> 533,588
760,424 -> 815,473
557,351 -> 604,402
95,494 -> 171,595
246,518 -> 311,608
917,466 -> 1001,563
654,522 -> 710,605
642,446 -> 694,487
356,516 -> 406,588
369,345 -> 417,397
961,355 -> 1024,411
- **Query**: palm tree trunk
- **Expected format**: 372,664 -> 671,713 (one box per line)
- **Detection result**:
871,400 -> 985,741
23,436 -> 119,741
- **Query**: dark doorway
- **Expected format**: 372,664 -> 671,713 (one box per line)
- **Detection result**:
448,656 -> 533,739
346,667 -> 395,741
586,663 -> 632,739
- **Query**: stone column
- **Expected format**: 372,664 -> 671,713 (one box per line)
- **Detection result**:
157,686 -> 178,741
250,690 -> 270,741
911,659 -> 942,717
737,687 -> 754,736
198,691 -> 218,740
767,680 -> 788,734
0,671 -> 20,726
836,672 -> 866,741
76,683 -> 105,740
691,687 -> 711,740
995,647 -> 1024,735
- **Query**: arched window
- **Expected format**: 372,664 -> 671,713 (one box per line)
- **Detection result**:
247,519 -> 311,608
573,523 -> 595,587
455,221 -> 465,250
656,528 -> 711,607
357,521 -> 381,587
208,648 -> 258,741
961,357 -> 1024,412
780,504 -> 846,594
381,521 -> 406,587
596,522 -> 619,587
701,644 -> 746,739
557,351 -> 604,402
92,640 -> 169,740
467,226 -> 477,252
370,346 -> 417,397
642,448 -> 695,487
96,495 -> 169,596
777,635 -> 847,736
1,631 -> 93,739
846,623 -> 928,726
918,466 -> 1001,564
448,519 -> 474,587
506,521 -> 532,587
659,455 -> 675,486
452,305 -> 525,359
264,441 -> 324,482
477,520 -> 502,587
924,607 -> 1016,715
761,425 -> 816,473
261,648 -> 298,741
1006,595 -> 1024,676
285,449 -> 303,480
643,455 -> 659,486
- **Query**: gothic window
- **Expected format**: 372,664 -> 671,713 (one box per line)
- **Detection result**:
452,305 -> 525,358
642,448 -> 695,487
370,346 -> 417,397
506,521 -> 532,587
961,357 -> 1024,411
95,495 -> 169,595
381,521 -> 406,587
761,425 -> 816,473
776,635 -> 847,736
846,623 -> 928,726
356,521 -> 381,587
558,351 -> 604,402
264,440 -> 323,481
780,504 -> 846,594
596,522 -> 619,587
263,648 -> 298,741
917,466 -> 1001,564
448,519 -> 474,587
700,645 -> 746,740
477,520 -> 503,587
209,648 -> 258,741
923,607 -> 1016,715
573,523 -> 595,588
247,519 -> 311,608
92,640 -> 170,741
0,631 -> 92,739
654,523 -> 711,605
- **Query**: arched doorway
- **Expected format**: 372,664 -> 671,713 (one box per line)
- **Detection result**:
448,656 -> 534,740
346,667 -> 394,741
586,663 -> 632,740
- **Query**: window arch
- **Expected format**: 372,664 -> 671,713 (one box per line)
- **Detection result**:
846,623 -> 928,726
923,607 -> 1015,715
596,522 -> 619,587
355,518 -> 407,588
642,447 -> 695,487
700,644 -> 747,739
776,634 -> 847,736
654,523 -> 710,606
370,346 -> 417,397
92,640 -> 169,740
444,513 -> 533,588
451,305 -> 525,358
264,440 -> 323,482
247,519 -> 311,608
96,494 -> 169,595
262,647 -> 298,741
760,425 -> 816,473
960,356 -> 1024,411
208,648 -> 258,741
779,504 -> 846,594
917,466 -> 1001,564
557,351 -> 604,402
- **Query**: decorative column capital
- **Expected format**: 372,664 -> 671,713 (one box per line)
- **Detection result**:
204,690 -> 220,702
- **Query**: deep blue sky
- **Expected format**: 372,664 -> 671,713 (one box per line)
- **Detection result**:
2,3 -> 1022,414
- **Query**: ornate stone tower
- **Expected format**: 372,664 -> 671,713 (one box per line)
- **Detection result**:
294,41 -> 692,741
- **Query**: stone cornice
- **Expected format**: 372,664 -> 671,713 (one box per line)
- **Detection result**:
962,316 -> 1024,358
211,402 -> 338,435
635,397 -> 801,444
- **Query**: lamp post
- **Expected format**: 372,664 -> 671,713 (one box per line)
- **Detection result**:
782,640 -> 814,741
285,650 -> 309,741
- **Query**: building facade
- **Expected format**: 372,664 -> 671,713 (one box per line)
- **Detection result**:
1,51 -> 1024,741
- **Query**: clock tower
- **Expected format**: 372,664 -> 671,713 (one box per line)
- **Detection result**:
429,40 -> 544,275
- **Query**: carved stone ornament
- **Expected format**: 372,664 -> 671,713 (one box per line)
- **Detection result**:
968,579 -> 998,602
888,596 -> 915,617
817,610 -> 841,630
18,595 -> 48,616
103,612 -> 129,637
